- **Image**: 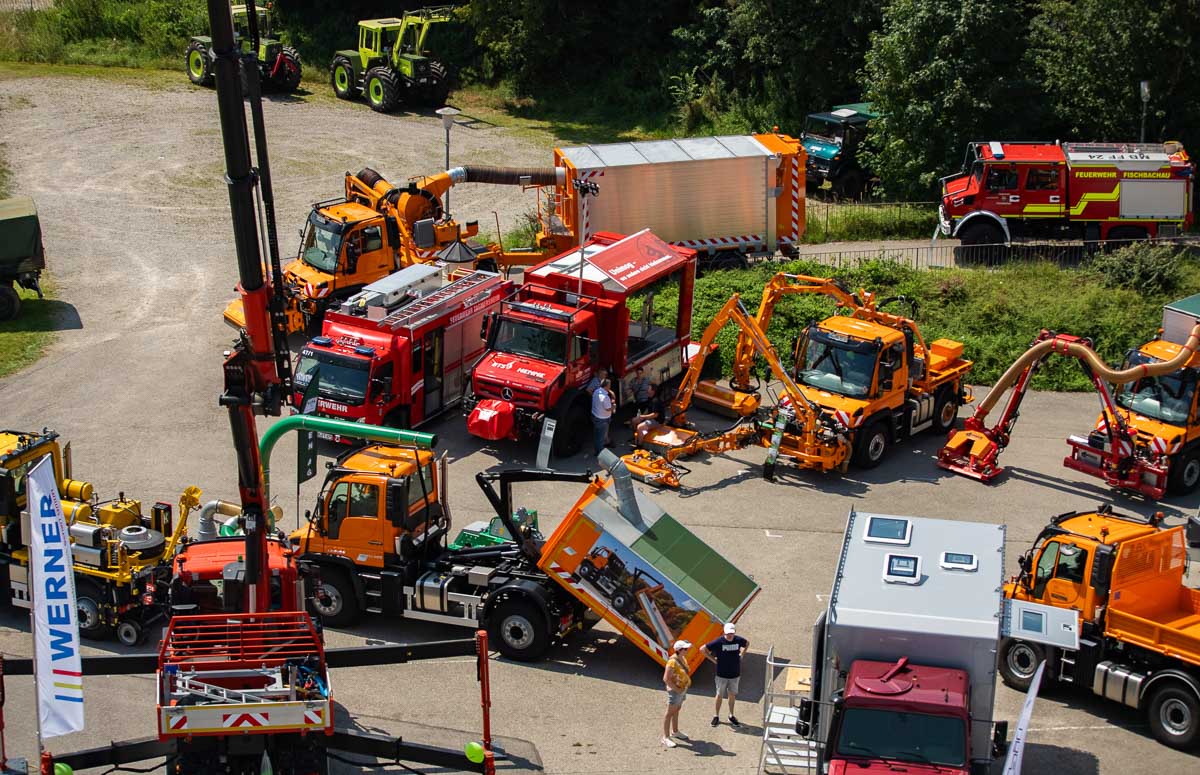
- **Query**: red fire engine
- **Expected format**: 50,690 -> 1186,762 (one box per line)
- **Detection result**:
295,264 -> 511,435
465,230 -> 698,456
939,140 -> 1194,247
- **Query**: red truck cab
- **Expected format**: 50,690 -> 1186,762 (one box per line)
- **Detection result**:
294,265 -> 510,436
465,230 -> 697,456
826,658 -> 971,774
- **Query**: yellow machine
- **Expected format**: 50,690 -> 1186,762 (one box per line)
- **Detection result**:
698,273 -> 973,469
0,429 -> 201,645
223,165 -> 562,335
622,294 -> 850,487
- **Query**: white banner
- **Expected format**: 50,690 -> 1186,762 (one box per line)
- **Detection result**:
1002,661 -> 1045,775
26,455 -> 85,739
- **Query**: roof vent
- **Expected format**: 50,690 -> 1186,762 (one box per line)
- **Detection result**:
853,658 -> 914,695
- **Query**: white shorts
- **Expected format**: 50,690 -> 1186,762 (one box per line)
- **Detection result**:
715,675 -> 740,696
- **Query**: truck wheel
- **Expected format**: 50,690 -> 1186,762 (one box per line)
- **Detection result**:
331,56 -> 357,99
552,400 -> 589,458
185,40 -> 213,86
364,67 -> 400,113
932,386 -> 959,434
76,581 -> 112,640
955,221 -> 1005,265
1168,449 -> 1200,494
577,560 -> 596,580
832,169 -> 865,201
611,589 -> 636,615
852,420 -> 889,469
1148,684 -> 1200,749
998,638 -> 1046,691
116,619 -> 144,647
489,599 -> 549,662
309,569 -> 359,628
0,284 -> 20,321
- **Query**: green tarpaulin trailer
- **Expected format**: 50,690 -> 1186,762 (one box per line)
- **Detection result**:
0,196 -> 46,320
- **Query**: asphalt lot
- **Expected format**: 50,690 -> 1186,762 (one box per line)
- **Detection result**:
1,72 -> 1199,774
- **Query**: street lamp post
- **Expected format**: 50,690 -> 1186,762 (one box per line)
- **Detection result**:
435,106 -> 461,213
1140,80 -> 1151,143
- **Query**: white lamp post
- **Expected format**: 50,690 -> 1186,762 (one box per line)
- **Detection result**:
435,106 -> 461,213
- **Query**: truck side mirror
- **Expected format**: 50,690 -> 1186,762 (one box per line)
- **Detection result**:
795,697 -> 816,737
589,339 -> 600,362
991,720 -> 1009,757
385,478 -> 409,528
480,312 -> 492,342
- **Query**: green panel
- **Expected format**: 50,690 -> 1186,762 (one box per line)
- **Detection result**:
630,514 -> 757,622
0,198 -> 41,264
1167,293 -> 1200,318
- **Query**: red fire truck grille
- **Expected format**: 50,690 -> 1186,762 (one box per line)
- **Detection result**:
476,379 -> 542,407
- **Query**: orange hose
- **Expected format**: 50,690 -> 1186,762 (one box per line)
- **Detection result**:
975,323 -> 1200,416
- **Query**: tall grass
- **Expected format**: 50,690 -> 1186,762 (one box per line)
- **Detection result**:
803,201 -> 937,243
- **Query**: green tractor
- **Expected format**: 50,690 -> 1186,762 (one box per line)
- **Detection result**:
186,3 -> 302,93
330,6 -> 454,112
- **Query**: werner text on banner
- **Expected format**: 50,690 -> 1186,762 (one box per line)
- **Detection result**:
27,455 -> 85,739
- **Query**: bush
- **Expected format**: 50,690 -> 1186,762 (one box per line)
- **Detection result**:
1085,241 -> 1192,296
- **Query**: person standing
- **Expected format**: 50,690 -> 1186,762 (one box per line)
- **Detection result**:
630,366 -> 654,414
662,639 -> 692,748
591,377 -> 614,455
701,622 -> 749,727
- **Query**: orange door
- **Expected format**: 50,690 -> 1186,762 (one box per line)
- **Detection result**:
325,477 -> 386,568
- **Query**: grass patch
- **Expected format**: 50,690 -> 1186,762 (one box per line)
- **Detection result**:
0,282 -> 57,379
804,201 -> 938,243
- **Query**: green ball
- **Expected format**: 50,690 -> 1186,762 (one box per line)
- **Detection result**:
54,763 -> 74,775
464,741 -> 485,764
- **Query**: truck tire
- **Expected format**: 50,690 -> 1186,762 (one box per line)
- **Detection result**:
0,284 -> 20,321
1147,683 -> 1200,749
364,67 -> 400,113
76,581 -> 112,641
489,599 -> 549,662
331,56 -> 357,99
611,588 -> 635,615
272,46 -> 303,93
185,40 -> 213,86
932,386 -> 959,434
998,638 -> 1047,691
1168,449 -> 1200,495
1104,225 -> 1147,253
552,399 -> 589,458
116,619 -> 144,647
852,420 -> 889,469
577,560 -> 596,581
832,169 -> 865,201
955,221 -> 1005,265
309,568 -> 359,628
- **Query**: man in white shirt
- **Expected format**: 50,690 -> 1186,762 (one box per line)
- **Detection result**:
591,378 -> 614,455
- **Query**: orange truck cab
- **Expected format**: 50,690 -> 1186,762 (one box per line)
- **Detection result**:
1000,507 -> 1200,749
465,230 -> 697,457
787,309 -> 972,469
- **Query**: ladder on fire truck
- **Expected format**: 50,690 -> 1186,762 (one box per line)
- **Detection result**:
381,271 -> 496,331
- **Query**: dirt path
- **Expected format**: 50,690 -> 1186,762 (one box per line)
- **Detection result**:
0,72 -> 554,496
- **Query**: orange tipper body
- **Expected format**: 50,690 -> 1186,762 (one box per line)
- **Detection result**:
539,475 -> 760,674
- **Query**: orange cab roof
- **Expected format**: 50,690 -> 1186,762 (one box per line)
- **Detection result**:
338,444 -> 430,477
1056,512 -> 1161,545
320,200 -> 379,224
822,314 -> 900,343
1142,338 -> 1200,369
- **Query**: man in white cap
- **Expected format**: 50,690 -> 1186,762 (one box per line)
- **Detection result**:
701,622 -> 749,727
661,639 -> 692,748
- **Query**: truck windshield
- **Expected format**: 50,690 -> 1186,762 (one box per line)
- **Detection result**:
300,214 -> 343,273
1115,351 -> 1196,425
803,115 -> 842,145
837,708 -> 966,767
295,350 -> 370,406
799,329 -> 877,398
493,318 -> 567,364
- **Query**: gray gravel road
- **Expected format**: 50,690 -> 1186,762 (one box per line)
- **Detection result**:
1,72 -> 1199,775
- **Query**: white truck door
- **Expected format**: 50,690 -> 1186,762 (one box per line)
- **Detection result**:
1002,598 -> 1080,650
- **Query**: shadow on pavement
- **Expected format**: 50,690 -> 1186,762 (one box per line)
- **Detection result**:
0,297 -> 81,333
1021,742 -> 1100,773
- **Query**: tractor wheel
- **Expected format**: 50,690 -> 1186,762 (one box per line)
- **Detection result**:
852,420 -> 889,469
932,386 -> 960,434
76,581 -> 113,641
309,568 -> 359,628
272,46 -> 303,93
1167,448 -> 1200,495
331,56 -> 357,99
954,221 -> 1006,265
489,599 -> 549,662
0,283 -> 20,321
185,40 -> 213,87
364,67 -> 400,113
423,60 -> 451,106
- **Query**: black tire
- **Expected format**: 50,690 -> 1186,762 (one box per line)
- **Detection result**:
0,283 -> 19,321
1168,448 -> 1200,495
1147,683 -> 1200,750
955,220 -> 1006,265
932,386 -> 959,434
852,420 -> 889,469
611,588 -> 634,614
116,619 -> 143,647
331,56 -> 357,99
272,46 -> 303,93
1103,226 -> 1147,254
832,169 -> 865,201
185,40 -> 213,87
998,638 -> 1047,692
552,399 -> 589,458
76,581 -> 112,640
364,67 -> 400,113
309,568 -> 359,628
577,560 -> 596,580
489,599 -> 549,662
423,60 -> 451,106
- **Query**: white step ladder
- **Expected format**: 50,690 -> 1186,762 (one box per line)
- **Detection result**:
759,647 -> 820,774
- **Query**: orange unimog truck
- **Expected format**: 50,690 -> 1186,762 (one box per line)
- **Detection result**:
999,506 -> 1200,750
699,273 -> 973,469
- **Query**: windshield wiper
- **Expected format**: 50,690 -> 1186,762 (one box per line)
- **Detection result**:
892,750 -> 934,764
840,741 -> 881,757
